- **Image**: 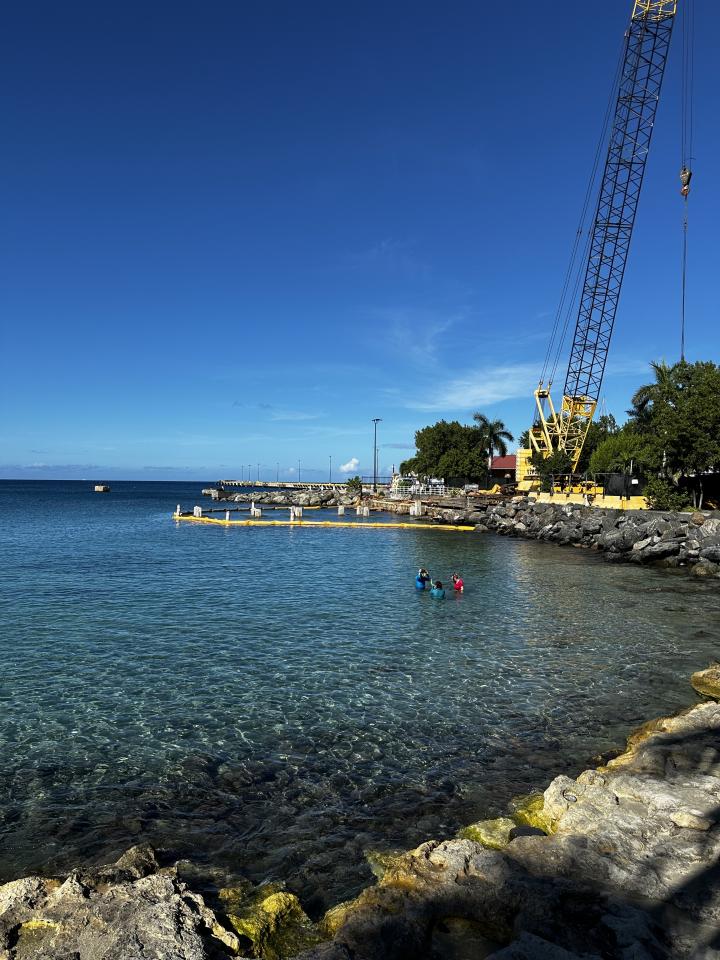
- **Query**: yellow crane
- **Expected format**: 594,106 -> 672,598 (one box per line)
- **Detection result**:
517,0 -> 679,491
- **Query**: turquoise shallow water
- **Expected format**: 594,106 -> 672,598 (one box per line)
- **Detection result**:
1,479 -> 719,913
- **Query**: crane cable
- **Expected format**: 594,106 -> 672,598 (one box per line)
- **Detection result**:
679,0 -> 695,362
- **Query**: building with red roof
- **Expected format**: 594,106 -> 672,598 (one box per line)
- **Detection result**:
490,454 -> 517,481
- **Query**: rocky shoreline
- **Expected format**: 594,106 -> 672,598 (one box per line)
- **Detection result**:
2,667 -> 719,959
479,499 -> 720,576
368,496 -> 720,579
209,489 -> 720,580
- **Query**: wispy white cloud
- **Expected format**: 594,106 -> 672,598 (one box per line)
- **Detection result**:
344,238 -> 426,277
405,363 -> 539,412
232,400 -> 321,421
268,410 -> 322,422
604,357 -> 655,378
371,305 -> 466,367
339,457 -> 360,473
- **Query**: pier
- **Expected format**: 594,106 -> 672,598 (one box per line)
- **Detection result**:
217,480 -> 348,490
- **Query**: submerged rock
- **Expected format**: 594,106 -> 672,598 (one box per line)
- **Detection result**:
220,883 -> 323,959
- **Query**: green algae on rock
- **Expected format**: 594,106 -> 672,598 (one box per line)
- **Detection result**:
219,882 -> 323,959
690,664 -> 720,699
457,816 -> 516,850
363,848 -> 408,880
508,792 -> 554,833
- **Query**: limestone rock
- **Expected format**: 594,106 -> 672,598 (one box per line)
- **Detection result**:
690,664 -> 720,699
0,847 -> 242,960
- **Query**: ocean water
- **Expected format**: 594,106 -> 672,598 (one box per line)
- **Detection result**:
1,479 -> 719,913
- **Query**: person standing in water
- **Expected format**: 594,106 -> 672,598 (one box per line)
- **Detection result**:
430,580 -> 445,598
451,573 -> 464,593
415,568 -> 431,590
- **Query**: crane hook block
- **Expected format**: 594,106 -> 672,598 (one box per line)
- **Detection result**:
680,166 -> 692,197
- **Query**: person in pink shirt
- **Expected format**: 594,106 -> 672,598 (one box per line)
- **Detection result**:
451,573 -> 464,593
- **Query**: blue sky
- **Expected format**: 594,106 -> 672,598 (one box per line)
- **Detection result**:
2,1 -> 717,481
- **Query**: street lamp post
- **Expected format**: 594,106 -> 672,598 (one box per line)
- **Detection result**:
371,418 -> 382,492
329,455 -> 332,483
276,462 -> 279,483
297,459 -> 301,483
256,463 -> 260,482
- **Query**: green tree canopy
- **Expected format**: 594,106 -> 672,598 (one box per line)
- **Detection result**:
577,413 -> 619,472
588,426 -> 652,475
400,419 -> 489,483
627,360 -> 720,507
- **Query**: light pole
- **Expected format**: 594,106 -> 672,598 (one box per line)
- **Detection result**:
256,463 -> 260,482
371,418 -> 382,492
297,459 -> 301,483
329,455 -> 332,483
276,462 -> 279,483
248,465 -> 251,485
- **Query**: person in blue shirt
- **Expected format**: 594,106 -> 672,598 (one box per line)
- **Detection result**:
415,568 -> 431,590
430,580 -> 445,598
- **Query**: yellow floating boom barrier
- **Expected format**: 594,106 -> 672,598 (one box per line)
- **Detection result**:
173,513 -> 474,532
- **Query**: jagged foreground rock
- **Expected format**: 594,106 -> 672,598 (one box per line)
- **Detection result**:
1,678 -> 718,959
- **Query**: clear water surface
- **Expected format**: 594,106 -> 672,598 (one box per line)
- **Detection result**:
1,480 -> 719,914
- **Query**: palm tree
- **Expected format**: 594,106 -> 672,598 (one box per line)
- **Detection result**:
629,361 -> 680,475
472,413 -> 514,483
630,361 -> 675,420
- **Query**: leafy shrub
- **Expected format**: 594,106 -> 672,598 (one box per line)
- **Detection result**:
643,476 -> 691,512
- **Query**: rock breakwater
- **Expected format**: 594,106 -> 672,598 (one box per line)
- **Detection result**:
477,499 -> 720,577
229,490 -> 357,508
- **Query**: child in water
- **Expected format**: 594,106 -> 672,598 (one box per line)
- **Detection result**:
430,580 -> 445,598
415,568 -> 431,590
451,573 -> 464,593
